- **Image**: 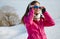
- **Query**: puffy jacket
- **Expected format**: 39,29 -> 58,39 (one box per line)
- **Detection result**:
23,9 -> 55,39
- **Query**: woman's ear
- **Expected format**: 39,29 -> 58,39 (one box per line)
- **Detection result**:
41,6 -> 45,9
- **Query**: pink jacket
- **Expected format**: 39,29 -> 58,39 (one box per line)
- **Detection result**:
23,9 -> 55,39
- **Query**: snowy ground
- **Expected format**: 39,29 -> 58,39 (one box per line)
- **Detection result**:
0,18 -> 60,39
0,24 -> 27,39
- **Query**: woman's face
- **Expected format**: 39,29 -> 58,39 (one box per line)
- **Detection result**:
31,3 -> 41,14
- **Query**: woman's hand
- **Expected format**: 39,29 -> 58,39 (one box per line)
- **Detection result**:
41,6 -> 46,14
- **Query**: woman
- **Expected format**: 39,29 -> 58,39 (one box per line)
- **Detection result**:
21,0 -> 55,39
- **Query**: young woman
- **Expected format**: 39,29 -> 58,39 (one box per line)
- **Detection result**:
21,1 -> 55,39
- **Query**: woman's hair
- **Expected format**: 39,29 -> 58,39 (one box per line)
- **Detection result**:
21,0 -> 40,24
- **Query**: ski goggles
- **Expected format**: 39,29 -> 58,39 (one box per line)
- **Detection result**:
29,5 -> 41,9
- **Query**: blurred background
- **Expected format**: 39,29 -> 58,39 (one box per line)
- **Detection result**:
0,0 -> 60,39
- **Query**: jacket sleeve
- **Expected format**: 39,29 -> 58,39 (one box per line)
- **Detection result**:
43,11 -> 55,27
23,9 -> 34,25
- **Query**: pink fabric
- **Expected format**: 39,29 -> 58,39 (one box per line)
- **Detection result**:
23,9 -> 55,39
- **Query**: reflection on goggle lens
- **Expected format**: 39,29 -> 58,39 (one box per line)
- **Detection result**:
33,5 -> 41,9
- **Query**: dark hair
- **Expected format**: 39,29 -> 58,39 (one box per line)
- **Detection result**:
21,0 -> 40,24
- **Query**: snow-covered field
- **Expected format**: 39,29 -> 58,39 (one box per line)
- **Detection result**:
0,24 -> 27,39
